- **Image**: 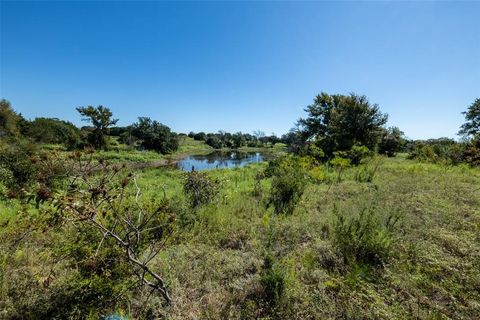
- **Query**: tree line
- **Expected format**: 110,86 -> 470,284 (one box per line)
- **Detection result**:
1,94 -> 479,166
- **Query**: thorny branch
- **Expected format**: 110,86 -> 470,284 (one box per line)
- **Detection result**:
53,152 -> 173,305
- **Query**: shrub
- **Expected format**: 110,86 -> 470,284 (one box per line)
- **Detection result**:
24,117 -> 81,149
268,160 -> 307,215
334,145 -> 371,166
462,138 -> 480,166
183,171 -> 219,208
329,156 -> 351,182
0,142 -> 39,193
407,139 -> 471,165
332,206 -> 400,267
354,157 -> 382,183
260,254 -> 286,306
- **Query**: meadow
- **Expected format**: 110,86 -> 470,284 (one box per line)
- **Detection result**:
1,150 -> 479,319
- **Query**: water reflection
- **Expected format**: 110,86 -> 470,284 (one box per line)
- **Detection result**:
177,151 -> 265,171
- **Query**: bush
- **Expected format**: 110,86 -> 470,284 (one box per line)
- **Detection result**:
24,117 -> 81,149
0,141 -> 66,200
332,206 -> 400,267
334,145 -> 371,166
354,157 -> 382,183
267,158 -> 307,215
329,156 -> 351,182
408,139 -> 467,165
183,171 -> 219,208
0,142 -> 38,193
462,138 -> 480,166
260,254 -> 286,306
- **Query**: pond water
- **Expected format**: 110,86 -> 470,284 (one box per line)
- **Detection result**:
177,151 -> 265,171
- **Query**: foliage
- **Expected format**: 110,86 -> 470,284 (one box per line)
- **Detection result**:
189,130 -> 280,149
407,138 -> 466,165
0,99 -> 22,138
378,126 -> 405,157
260,254 -> 286,306
266,156 -> 308,215
297,142 -> 325,162
76,105 -> 118,149
297,92 -> 388,157
131,117 -> 179,154
24,117 -> 81,149
1,154 -> 480,319
354,157 -> 382,183
329,155 -> 351,182
334,145 -> 372,166
458,97 -> 480,138
51,151 -> 174,304
183,170 -> 219,208
193,132 -> 206,141
0,142 -> 65,199
462,138 -> 480,166
332,206 -> 400,267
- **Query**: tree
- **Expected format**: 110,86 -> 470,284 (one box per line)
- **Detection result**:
297,93 -> 388,157
459,98 -> 480,138
378,127 -> 405,157
205,135 -> 223,149
193,132 -> 206,141
76,105 -> 118,149
24,117 -> 81,149
231,132 -> 246,148
131,117 -> 179,154
0,99 -> 22,138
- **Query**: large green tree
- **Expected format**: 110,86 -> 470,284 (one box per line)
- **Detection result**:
76,105 -> 118,149
297,92 -> 388,156
131,117 -> 178,154
459,98 -> 480,138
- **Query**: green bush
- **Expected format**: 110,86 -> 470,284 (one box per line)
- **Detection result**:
260,254 -> 286,306
407,139 -> 467,165
462,138 -> 480,166
354,157 -> 382,183
334,145 -> 372,166
24,117 -> 81,149
0,142 -> 39,194
329,156 -> 351,182
183,171 -> 219,208
267,157 -> 307,215
332,206 -> 400,267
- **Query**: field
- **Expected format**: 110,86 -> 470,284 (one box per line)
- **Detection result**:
1,151 -> 479,319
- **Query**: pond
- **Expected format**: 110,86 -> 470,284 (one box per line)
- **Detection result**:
177,151 -> 266,171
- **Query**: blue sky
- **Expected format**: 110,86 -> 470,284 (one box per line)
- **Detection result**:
1,1 -> 479,139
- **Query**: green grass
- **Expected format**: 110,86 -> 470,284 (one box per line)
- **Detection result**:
1,156 -> 479,319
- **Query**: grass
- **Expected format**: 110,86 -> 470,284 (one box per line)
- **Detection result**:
1,155 -> 479,319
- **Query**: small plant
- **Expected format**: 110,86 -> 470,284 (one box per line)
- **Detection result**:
329,156 -> 351,182
332,205 -> 400,267
260,254 -> 286,306
183,170 -> 219,208
354,157 -> 382,183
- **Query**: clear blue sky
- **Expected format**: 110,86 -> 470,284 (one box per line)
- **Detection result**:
1,1 -> 479,139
